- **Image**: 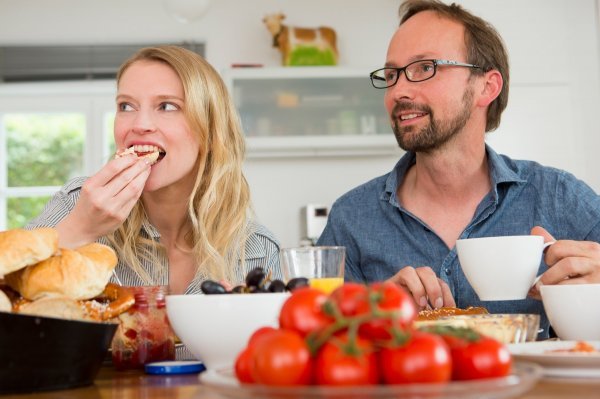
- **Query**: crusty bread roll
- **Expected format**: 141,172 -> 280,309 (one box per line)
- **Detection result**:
17,296 -> 90,320
5,243 -> 117,301
0,289 -> 11,312
0,228 -> 58,277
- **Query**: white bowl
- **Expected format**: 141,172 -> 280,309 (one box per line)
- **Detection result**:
166,293 -> 289,370
540,284 -> 600,340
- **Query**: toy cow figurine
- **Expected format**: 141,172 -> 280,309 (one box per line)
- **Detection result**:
263,13 -> 338,66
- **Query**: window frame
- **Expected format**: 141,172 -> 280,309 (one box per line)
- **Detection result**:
0,80 -> 116,229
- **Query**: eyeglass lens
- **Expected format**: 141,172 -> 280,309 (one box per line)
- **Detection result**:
371,60 -> 436,88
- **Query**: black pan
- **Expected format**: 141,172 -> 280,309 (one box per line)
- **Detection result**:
0,311 -> 117,394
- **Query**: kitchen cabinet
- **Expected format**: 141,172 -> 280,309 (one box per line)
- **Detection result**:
223,66 -> 398,158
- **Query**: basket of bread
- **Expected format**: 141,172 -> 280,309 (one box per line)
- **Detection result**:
0,227 -> 134,394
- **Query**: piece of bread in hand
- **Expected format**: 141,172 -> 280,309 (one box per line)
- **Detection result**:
0,228 -> 59,277
115,147 -> 160,165
5,243 -> 118,301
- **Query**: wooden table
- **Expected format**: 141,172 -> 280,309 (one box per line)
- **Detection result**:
5,366 -> 600,399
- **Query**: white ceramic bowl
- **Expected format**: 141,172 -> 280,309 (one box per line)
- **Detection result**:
166,293 -> 289,370
540,284 -> 600,340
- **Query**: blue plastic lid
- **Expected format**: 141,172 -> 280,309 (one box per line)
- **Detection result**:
145,361 -> 206,375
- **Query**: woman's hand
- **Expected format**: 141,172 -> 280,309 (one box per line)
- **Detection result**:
529,226 -> 600,299
56,154 -> 151,248
387,266 -> 455,311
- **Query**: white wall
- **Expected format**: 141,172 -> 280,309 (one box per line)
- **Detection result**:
0,0 -> 599,247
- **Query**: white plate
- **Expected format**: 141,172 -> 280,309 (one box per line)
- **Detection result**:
199,362 -> 542,399
508,341 -> 600,378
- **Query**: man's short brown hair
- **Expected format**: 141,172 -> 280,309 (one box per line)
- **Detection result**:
399,0 -> 509,132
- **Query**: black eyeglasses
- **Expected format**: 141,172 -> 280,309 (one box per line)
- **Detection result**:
369,59 -> 481,89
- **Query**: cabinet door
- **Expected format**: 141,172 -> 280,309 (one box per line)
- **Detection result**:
225,67 -> 398,157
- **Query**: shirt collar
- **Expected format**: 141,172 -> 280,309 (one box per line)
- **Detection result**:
383,144 -> 526,203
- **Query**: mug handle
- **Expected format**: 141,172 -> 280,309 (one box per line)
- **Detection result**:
533,241 -> 556,287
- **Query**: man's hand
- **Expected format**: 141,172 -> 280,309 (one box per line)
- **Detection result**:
529,226 -> 600,299
386,266 -> 456,311
56,154 -> 151,248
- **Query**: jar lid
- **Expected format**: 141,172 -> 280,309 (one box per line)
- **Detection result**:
145,361 -> 206,375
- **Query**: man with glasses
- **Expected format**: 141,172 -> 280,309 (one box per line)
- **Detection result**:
317,0 -> 600,338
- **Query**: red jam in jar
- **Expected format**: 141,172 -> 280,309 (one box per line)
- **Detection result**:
111,286 -> 175,370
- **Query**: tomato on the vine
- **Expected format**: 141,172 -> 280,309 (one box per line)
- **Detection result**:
279,287 -> 333,336
234,346 -> 255,383
379,331 -> 451,384
251,329 -> 312,386
234,326 -> 279,383
328,283 -> 369,317
356,282 -> 417,340
444,333 -> 512,380
314,332 -> 379,386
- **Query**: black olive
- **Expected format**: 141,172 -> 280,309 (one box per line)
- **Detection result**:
286,277 -> 309,291
245,267 -> 267,288
231,285 -> 247,294
200,280 -> 228,294
248,285 -> 269,293
268,279 -> 286,292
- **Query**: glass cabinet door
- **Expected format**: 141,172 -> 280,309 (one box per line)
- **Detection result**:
224,67 -> 398,157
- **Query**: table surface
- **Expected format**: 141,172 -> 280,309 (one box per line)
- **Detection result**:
4,365 -> 600,399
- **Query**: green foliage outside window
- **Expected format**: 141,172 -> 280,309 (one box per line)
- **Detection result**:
6,114 -> 84,187
7,197 -> 51,229
4,114 -> 85,228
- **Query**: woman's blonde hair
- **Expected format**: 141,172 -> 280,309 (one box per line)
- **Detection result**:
108,45 -> 251,284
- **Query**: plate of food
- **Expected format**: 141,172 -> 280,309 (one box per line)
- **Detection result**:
508,341 -> 600,378
199,362 -> 542,399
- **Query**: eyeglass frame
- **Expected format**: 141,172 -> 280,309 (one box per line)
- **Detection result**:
369,59 -> 481,89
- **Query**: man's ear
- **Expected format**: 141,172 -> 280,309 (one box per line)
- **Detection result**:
476,70 -> 503,107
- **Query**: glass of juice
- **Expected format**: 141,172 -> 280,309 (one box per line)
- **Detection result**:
280,246 -> 345,293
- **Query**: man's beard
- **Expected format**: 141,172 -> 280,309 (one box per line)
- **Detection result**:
391,87 -> 474,153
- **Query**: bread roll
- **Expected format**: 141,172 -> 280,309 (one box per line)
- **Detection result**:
5,243 -> 117,301
18,296 -> 90,320
0,228 -> 58,277
0,289 -> 11,312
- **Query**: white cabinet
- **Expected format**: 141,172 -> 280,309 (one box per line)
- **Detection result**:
222,67 -> 398,158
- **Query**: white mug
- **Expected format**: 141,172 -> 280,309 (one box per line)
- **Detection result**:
456,235 -> 552,301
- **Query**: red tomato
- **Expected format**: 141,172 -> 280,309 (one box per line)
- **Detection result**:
234,346 -> 254,383
314,332 -> 379,386
279,287 -> 333,336
248,326 -> 278,346
446,335 -> 512,380
235,326 -> 279,383
379,332 -> 452,384
328,283 -> 369,317
251,329 -> 312,386
356,282 -> 417,340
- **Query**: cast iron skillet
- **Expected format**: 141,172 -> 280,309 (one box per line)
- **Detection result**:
0,311 -> 117,394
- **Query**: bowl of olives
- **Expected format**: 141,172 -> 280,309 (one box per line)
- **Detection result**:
166,267 -> 303,370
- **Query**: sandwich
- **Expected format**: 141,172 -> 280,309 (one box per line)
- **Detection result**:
0,228 -> 133,321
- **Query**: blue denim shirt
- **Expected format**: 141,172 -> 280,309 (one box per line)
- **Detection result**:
317,145 -> 600,339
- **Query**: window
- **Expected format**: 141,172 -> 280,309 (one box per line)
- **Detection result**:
0,80 -> 116,229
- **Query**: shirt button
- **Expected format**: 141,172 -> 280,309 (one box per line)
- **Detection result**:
445,268 -> 452,275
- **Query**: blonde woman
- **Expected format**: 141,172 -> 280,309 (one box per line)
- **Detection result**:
27,46 -> 281,294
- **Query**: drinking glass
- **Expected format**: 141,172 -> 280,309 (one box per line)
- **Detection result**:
280,246 -> 345,293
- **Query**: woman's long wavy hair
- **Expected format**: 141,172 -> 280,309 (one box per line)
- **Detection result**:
107,45 -> 251,284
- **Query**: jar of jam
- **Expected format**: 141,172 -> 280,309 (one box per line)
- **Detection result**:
111,286 -> 176,370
